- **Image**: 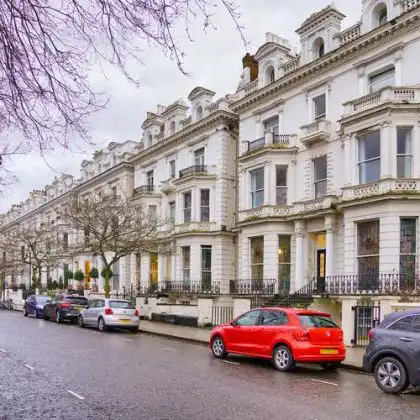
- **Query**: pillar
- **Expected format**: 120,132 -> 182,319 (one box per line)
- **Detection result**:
413,122 -> 420,178
294,220 -> 305,292
325,215 -> 335,279
263,161 -> 271,205
381,121 -> 392,179
341,297 -> 359,346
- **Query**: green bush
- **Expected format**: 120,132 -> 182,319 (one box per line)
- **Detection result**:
74,269 -> 85,283
58,276 -> 64,290
52,280 -> 58,289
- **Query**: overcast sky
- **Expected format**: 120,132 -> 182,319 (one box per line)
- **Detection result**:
0,0 -> 361,213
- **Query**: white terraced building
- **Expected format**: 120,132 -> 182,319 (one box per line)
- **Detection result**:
1,0 -> 420,345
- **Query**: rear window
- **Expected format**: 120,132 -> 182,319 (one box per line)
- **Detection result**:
64,297 -> 88,305
108,301 -> 134,309
298,315 -> 338,329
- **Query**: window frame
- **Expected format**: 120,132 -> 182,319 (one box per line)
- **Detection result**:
182,246 -> 191,284
200,189 -> 210,222
313,156 -> 327,199
250,167 -> 264,209
399,217 -> 417,289
169,201 -> 176,227
250,236 -> 264,279
169,160 -> 176,179
368,67 -> 395,93
235,310 -> 262,327
358,130 -> 381,184
278,235 -> 291,293
259,310 -> 288,326
194,147 -> 205,167
183,191 -> 192,223
357,220 -> 380,287
201,245 -> 212,289
146,170 -> 154,191
276,165 -> 288,205
313,94 -> 326,119
397,127 -> 413,179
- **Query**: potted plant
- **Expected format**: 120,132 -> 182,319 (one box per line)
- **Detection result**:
64,270 -> 73,290
58,276 -> 64,290
52,280 -> 58,290
101,267 -> 113,298
89,267 -> 99,292
74,269 -> 85,290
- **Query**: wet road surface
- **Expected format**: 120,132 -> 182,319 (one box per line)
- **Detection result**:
1,311 -> 420,419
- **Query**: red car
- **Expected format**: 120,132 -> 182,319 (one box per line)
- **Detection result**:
210,307 -> 345,371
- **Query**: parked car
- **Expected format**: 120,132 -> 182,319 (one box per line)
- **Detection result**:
78,298 -> 140,332
210,307 -> 345,371
23,295 -> 50,318
363,309 -> 420,394
43,294 -> 89,324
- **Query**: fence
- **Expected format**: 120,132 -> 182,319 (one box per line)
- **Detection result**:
212,306 -> 233,326
352,300 -> 381,346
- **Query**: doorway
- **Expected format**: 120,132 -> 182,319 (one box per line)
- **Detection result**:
149,253 -> 158,291
316,249 -> 326,293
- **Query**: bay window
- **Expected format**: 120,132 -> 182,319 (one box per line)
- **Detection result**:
250,168 -> 264,208
397,127 -> 413,178
358,131 -> 381,184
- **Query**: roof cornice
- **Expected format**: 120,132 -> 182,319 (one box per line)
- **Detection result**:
231,11 -> 420,113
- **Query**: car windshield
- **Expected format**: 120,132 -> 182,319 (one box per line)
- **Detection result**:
64,297 -> 88,305
298,315 -> 338,328
35,296 -> 49,303
108,301 -> 134,309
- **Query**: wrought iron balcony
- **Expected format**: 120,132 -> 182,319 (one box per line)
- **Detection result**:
248,137 -> 265,152
179,165 -> 208,178
246,133 -> 294,154
229,278 -> 276,295
325,273 -> 420,296
159,280 -> 221,295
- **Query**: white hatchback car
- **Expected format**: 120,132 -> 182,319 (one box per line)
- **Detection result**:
78,298 -> 140,332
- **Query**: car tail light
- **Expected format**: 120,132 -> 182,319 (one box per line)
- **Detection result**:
135,309 -> 139,316
295,329 -> 310,341
368,329 -> 375,341
60,303 -> 72,308
104,308 -> 113,315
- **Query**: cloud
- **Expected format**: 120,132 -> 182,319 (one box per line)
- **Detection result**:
0,0 -> 362,213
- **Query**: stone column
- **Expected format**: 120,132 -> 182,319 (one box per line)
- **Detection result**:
381,120 -> 392,179
413,122 -> 420,178
294,220 -> 305,292
325,215 -> 336,279
263,161 -> 271,205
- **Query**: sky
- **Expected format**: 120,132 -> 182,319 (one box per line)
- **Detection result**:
0,0 -> 362,213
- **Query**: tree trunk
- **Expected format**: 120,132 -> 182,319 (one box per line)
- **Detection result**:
104,272 -> 111,298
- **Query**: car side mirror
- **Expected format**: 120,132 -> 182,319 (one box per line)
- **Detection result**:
231,320 -> 237,327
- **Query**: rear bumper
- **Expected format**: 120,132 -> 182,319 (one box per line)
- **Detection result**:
60,310 -> 82,320
293,343 -> 346,363
104,315 -> 140,329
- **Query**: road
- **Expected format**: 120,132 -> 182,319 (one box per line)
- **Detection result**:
1,311 -> 420,420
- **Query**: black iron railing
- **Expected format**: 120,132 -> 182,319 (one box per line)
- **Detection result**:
247,137 -> 265,152
325,273 -> 420,295
229,278 -> 276,295
115,285 -> 137,304
160,280 -> 221,295
179,165 -> 208,178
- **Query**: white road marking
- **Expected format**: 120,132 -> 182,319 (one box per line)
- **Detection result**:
0,349 -> 6,354
24,364 -> 34,371
221,360 -> 240,366
67,390 -> 85,400
163,347 -> 176,352
310,379 -> 338,387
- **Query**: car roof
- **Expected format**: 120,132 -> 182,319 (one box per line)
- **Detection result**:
254,307 -> 331,316
382,309 -> 420,322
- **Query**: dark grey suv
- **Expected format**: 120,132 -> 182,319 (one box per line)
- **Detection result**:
363,309 -> 420,394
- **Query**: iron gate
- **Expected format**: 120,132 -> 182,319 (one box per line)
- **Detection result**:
351,300 -> 381,346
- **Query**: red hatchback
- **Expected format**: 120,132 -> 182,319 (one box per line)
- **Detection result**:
210,307 -> 345,371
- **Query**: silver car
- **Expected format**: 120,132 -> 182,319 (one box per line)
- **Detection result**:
78,298 -> 140,332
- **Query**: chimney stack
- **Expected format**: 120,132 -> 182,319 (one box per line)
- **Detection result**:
242,53 -> 258,82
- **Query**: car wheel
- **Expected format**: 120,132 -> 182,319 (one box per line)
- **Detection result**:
321,362 -> 342,371
78,315 -> 85,328
272,345 -> 295,372
374,357 -> 409,394
23,307 -> 28,317
211,336 -> 227,359
98,317 -> 107,332
56,310 -> 62,324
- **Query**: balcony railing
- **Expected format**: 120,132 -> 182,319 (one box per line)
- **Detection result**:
134,185 -> 155,195
325,274 -> 420,295
396,0 -> 420,13
334,22 -> 361,46
342,178 -> 420,201
248,137 -> 265,152
273,134 -> 292,145
229,278 -> 276,295
300,119 -> 331,147
246,133 -> 294,153
159,280 -> 221,295
343,87 -> 420,116
179,165 -> 208,178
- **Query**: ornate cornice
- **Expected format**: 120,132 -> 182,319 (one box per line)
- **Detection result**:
231,12 -> 420,113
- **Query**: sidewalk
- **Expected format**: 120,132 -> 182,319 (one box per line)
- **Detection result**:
139,321 -> 365,371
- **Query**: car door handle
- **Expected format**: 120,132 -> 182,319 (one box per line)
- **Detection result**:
399,337 -> 413,343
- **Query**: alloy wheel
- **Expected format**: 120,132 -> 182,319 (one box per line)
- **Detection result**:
212,338 -> 225,357
78,316 -> 84,328
56,311 -> 61,323
275,348 -> 290,370
377,362 -> 401,390
98,318 -> 105,332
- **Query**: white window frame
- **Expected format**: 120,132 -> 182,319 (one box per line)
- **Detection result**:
169,160 -> 176,179
146,170 -> 154,191
357,220 -> 380,277
313,156 -> 327,199
183,191 -> 192,223
397,127 -> 413,179
368,67 -> 395,93
313,94 -> 326,119
182,246 -> 191,284
358,130 -> 381,184
200,189 -> 210,222
194,148 -> 205,167
169,201 -> 176,227
276,165 -> 288,205
250,167 -> 264,209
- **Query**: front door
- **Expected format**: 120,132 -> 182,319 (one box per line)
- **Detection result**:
316,249 -> 326,293
149,253 -> 158,290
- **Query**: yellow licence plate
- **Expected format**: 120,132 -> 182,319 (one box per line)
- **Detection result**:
320,349 -> 339,355
119,319 -> 131,323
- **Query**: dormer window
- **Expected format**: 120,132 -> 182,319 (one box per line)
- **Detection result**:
319,42 -> 325,58
313,37 -> 325,59
196,106 -> 203,121
147,133 -> 153,148
376,4 -> 388,26
170,121 -> 176,135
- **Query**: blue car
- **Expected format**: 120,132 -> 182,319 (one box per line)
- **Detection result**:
23,295 -> 50,318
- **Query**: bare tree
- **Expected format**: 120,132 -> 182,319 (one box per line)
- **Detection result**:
0,0 -> 243,157
0,223 -> 63,290
62,193 -> 168,297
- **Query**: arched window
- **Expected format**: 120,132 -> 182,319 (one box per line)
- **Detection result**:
170,121 -> 176,135
313,37 -> 325,59
196,106 -> 203,121
147,134 -> 153,147
265,65 -> 275,86
373,3 -> 388,28
378,7 -> 387,26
